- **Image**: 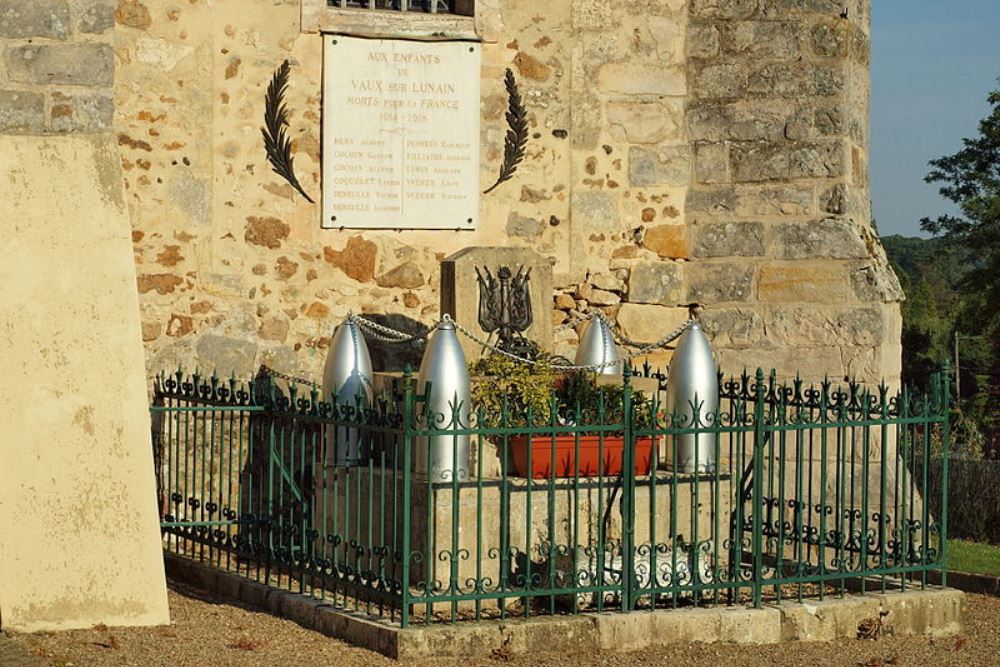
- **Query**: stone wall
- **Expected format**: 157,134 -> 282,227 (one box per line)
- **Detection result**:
114,0 -> 901,388
0,0 -> 115,132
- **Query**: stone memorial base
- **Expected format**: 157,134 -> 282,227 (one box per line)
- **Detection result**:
0,135 -> 169,631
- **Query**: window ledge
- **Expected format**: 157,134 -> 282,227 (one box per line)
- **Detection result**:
302,5 -> 483,42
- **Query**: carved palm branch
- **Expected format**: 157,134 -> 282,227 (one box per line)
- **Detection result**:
261,60 -> 315,204
483,68 -> 528,195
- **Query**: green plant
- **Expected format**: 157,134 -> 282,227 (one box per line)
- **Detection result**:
470,354 -> 557,427
556,371 -> 652,427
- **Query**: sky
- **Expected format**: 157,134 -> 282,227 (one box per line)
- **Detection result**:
871,0 -> 1000,237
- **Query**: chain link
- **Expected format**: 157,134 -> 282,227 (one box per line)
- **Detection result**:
259,365 -> 316,388
446,314 -> 693,372
345,311 -> 694,372
350,313 -> 432,346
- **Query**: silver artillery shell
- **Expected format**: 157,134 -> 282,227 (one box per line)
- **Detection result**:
575,316 -> 622,375
415,320 -> 471,482
322,318 -> 374,466
664,322 -> 719,473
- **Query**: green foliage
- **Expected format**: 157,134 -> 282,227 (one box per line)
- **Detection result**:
468,360 -> 654,429
470,354 -> 556,427
556,371 -> 653,427
881,85 -> 1000,458
921,88 -> 1000,313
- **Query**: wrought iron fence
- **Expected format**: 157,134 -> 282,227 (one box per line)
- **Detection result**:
151,364 -> 951,627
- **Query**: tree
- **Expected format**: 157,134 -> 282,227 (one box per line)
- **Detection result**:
922,88 -> 1000,316
922,85 -> 1000,457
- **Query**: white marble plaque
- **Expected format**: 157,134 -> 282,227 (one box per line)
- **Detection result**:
322,35 -> 481,230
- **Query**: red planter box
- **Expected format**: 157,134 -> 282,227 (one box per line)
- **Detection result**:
508,434 -> 656,479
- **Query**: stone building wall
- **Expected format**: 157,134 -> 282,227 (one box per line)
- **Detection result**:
113,0 -> 902,387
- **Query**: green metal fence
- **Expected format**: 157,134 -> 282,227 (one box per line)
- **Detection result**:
151,364 -> 951,627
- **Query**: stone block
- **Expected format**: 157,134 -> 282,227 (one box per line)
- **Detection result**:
698,307 -> 764,348
589,288 -> 620,305
811,20 -> 849,57
690,0 -> 758,20
440,246 -> 554,359
686,24 -> 720,59
49,92 -> 114,134
717,345 -> 845,380
597,62 -> 685,96
686,262 -> 755,304
215,572 -> 242,602
731,142 -> 843,182
282,595 -> 321,631
628,260 -> 684,305
629,146 -> 690,188
78,1 -> 115,34
762,0 -> 846,13
688,100 -> 795,143
642,224 -> 688,259
6,43 -> 114,86
687,185 -> 814,218
774,218 -> 868,260
692,221 -> 765,258
718,607 -> 782,643
523,616 -> 600,655
764,306 -> 883,347
694,143 -> 730,184
607,99 -> 684,145
506,211 -> 544,238
850,261 -> 905,304
590,272 -> 625,293
758,263 -> 849,304
617,303 -> 689,345
0,0 -> 69,39
869,588 -> 965,638
647,15 -> 685,64
0,90 -> 45,133
775,595 -> 881,641
693,63 -> 746,99
747,62 -> 845,98
571,190 -> 616,236
720,21 -> 801,60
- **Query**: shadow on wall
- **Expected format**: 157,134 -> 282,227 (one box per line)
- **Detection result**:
363,313 -> 428,373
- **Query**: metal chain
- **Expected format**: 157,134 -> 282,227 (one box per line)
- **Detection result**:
259,365 -> 316,388
555,309 -> 689,350
344,311 -> 694,371
446,314 -> 693,371
350,313 -> 432,346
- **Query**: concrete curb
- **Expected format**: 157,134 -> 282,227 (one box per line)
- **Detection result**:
926,569 -> 1000,597
164,553 -> 966,660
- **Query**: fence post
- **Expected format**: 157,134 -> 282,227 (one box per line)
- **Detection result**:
400,365 -> 414,627
620,366 -> 635,612
939,361 -> 951,588
751,368 -> 766,608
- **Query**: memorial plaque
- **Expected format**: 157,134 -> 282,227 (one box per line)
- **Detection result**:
322,36 -> 481,230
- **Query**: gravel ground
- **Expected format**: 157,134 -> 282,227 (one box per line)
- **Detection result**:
1,583 -> 997,667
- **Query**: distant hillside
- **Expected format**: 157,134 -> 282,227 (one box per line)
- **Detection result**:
881,234 -> 965,310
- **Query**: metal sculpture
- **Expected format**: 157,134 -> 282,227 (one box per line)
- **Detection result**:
261,60 -> 314,203
663,322 -> 719,473
484,68 -> 528,195
575,315 -> 622,375
415,320 -> 471,481
322,318 -> 373,466
476,264 -> 535,356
